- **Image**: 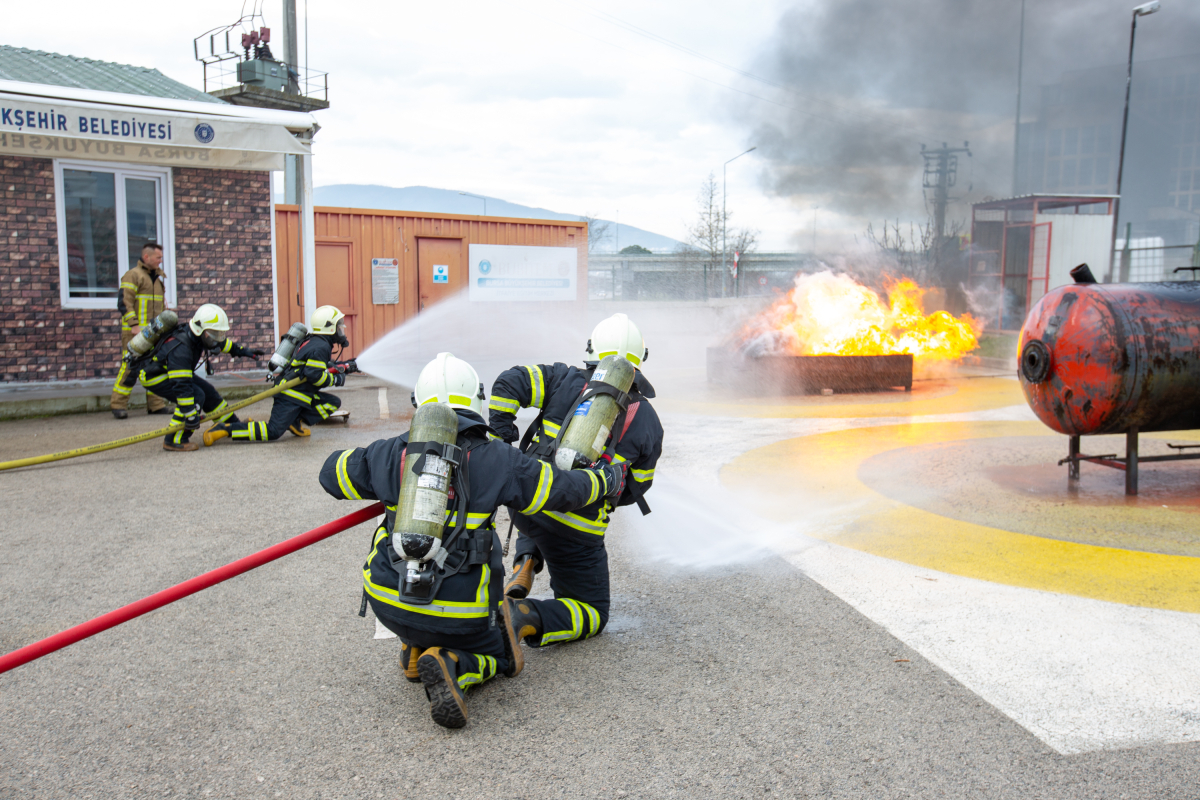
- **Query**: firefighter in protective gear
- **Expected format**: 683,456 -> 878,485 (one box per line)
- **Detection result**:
205,305 -> 354,446
320,353 -> 626,729
489,313 -> 662,647
139,304 -> 265,451
110,242 -> 168,417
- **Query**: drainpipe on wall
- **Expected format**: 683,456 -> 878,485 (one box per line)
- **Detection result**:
299,134 -> 316,326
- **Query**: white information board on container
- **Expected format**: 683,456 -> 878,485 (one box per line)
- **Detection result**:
370,258 -> 399,304
468,244 -> 577,302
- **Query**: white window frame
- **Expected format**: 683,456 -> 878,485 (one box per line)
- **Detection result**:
53,159 -> 175,310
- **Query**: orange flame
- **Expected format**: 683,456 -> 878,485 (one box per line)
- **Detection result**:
739,271 -> 981,361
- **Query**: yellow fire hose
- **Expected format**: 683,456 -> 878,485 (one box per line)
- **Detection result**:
0,378 -> 304,472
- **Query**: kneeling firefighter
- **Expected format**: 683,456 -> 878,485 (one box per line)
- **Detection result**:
488,313 -> 663,648
319,353 -> 626,729
205,305 -> 356,445
136,304 -> 265,451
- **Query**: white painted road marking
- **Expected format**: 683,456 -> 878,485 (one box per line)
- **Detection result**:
378,387 -> 389,420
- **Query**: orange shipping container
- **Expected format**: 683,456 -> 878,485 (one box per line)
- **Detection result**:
274,205 -> 589,358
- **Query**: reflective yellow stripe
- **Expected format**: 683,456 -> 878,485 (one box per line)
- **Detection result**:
541,508 -> 609,535
305,359 -> 327,368
520,462 -> 553,515
525,365 -> 544,409
489,396 -> 519,413
583,603 -> 601,637
542,419 -> 561,437
631,468 -> 655,482
119,282 -> 138,290
541,599 -> 584,644
166,370 -> 193,379
362,528 -> 490,618
610,453 -> 628,464
449,394 -> 473,406
136,293 -> 163,299
586,470 -> 601,505
140,370 -> 167,386
444,510 -> 492,528
336,449 -> 363,500
597,350 -> 640,366
221,339 -> 234,353
175,397 -> 195,406
283,389 -> 313,405
457,654 -> 497,689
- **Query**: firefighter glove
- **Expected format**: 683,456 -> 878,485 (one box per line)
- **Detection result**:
331,372 -> 346,387
598,462 -> 627,500
183,410 -> 202,431
251,349 -> 266,357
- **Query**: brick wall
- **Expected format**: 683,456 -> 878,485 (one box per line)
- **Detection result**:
173,167 -> 273,375
0,157 -> 274,383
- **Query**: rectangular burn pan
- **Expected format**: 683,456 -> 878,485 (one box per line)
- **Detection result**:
707,347 -> 913,394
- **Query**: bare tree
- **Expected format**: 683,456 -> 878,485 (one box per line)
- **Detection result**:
579,213 -> 612,253
684,173 -> 759,296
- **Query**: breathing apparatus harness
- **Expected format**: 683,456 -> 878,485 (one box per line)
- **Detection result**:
389,428 -> 494,605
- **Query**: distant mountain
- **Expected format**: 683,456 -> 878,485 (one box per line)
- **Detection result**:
300,184 -> 683,254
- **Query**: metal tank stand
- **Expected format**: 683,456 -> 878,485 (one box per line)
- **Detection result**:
1059,426 -> 1200,495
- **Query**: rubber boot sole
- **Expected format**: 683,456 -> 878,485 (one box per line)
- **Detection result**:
499,597 -> 525,678
163,441 -> 199,452
417,650 -> 468,729
504,557 -> 536,599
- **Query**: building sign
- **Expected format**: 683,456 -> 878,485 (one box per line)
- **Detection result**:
432,264 -> 449,284
0,90 -> 310,171
468,244 -> 577,302
370,258 -> 399,305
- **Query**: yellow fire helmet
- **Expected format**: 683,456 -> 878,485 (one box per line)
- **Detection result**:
584,313 -> 647,368
412,352 -> 486,416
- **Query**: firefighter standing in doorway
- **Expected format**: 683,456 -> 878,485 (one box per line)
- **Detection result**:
111,242 -> 169,418
488,313 -> 663,649
137,304 -> 264,451
319,353 -> 627,728
204,305 -> 354,445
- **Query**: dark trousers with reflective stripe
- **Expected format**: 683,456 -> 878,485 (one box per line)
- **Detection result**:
375,613 -> 509,680
157,377 -> 232,445
513,526 -> 609,644
226,394 -> 340,442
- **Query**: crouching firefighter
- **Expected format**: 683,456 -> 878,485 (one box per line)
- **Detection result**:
319,353 -> 626,729
489,312 -> 663,648
137,304 -> 265,451
205,305 -> 356,446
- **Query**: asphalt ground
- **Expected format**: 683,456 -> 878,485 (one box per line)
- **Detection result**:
1,376 -> 1198,799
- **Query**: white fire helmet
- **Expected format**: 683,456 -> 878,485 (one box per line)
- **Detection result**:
189,303 -> 231,348
585,313 -> 647,368
310,305 -> 345,336
412,352 -> 486,416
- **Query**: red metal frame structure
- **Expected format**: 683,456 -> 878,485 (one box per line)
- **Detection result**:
968,194 -> 1115,331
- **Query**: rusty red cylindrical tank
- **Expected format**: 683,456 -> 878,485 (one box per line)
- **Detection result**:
1018,278 -> 1200,435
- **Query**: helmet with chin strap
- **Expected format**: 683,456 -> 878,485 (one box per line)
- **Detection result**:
310,305 -> 348,346
189,304 -> 230,350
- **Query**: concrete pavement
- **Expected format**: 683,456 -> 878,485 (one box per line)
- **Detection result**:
1,372 -> 1198,798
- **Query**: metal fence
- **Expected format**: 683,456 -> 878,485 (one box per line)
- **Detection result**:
1111,244 -> 1200,282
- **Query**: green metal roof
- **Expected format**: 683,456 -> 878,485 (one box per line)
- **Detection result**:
0,45 -> 223,104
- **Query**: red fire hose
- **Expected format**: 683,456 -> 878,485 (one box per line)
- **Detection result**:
0,502 -> 385,676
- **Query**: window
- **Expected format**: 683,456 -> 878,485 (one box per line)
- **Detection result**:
54,160 -> 174,310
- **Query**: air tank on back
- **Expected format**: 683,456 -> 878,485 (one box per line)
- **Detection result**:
1018,264 -> 1200,435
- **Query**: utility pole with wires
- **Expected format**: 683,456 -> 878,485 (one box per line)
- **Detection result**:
921,141 -> 971,282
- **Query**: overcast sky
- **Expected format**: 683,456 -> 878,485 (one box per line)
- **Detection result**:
6,1 -> 1197,252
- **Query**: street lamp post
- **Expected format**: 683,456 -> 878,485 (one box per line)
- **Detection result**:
722,147 -> 756,299
458,191 -> 487,216
1108,0 -> 1160,282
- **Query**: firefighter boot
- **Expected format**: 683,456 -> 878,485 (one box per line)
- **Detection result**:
499,596 -> 527,677
203,421 -> 233,447
417,647 -> 468,729
504,554 -> 537,599
289,422 -> 310,437
400,642 -> 424,683
163,441 -> 200,452
505,597 -> 542,649
111,409 -> 128,420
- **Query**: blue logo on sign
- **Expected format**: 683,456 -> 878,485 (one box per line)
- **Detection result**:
479,259 -> 492,274
194,123 -> 215,144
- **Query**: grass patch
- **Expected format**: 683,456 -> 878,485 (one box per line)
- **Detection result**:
976,333 -> 1018,359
